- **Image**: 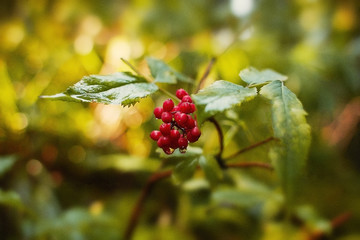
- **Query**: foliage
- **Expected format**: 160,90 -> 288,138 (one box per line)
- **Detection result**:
1,0 -> 360,239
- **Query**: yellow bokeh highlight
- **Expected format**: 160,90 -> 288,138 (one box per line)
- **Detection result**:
0,21 -> 25,51
89,201 -> 103,216
333,4 -> 356,31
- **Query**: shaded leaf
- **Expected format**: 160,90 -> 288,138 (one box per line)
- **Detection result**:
0,155 -> 17,177
240,67 -> 288,87
40,72 -> 158,106
192,80 -> 257,122
199,155 -> 222,186
172,158 -> 199,183
147,57 -> 193,84
260,80 -> 311,205
97,154 -> 159,172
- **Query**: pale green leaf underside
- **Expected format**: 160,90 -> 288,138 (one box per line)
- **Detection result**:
147,57 -> 193,84
40,72 -> 158,106
260,80 -> 311,203
192,80 -> 257,121
240,67 -> 288,86
0,155 -> 17,177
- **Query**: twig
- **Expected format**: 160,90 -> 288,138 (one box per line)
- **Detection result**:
308,211 -> 351,240
195,57 -> 216,93
208,117 -> 227,169
159,88 -> 179,103
123,170 -> 172,240
124,159 -> 274,239
223,137 -> 278,161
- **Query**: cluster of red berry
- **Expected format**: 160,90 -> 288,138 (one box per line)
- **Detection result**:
150,89 -> 201,154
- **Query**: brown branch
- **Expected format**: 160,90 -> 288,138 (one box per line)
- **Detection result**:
226,162 -> 274,170
123,159 -> 274,239
195,57 -> 216,93
307,211 -> 351,240
123,170 -> 172,240
208,117 -> 227,169
223,136 -> 278,161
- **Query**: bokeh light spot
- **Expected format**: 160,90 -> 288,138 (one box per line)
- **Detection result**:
26,159 -> 43,176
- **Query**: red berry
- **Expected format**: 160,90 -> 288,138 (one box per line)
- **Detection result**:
170,129 -> 180,139
160,123 -> 171,136
163,99 -> 174,112
170,138 -> 179,149
186,116 -> 195,129
179,102 -> 191,113
154,107 -> 163,119
162,147 -> 174,155
189,103 -> 196,113
161,112 -> 172,123
176,89 -> 188,100
178,137 -> 188,149
187,131 -> 199,143
157,136 -> 170,148
150,130 -> 162,141
174,112 -> 182,124
191,127 -> 201,138
172,106 -> 180,112
181,95 -> 192,103
176,113 -> 188,126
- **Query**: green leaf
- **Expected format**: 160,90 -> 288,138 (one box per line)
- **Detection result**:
0,155 -> 17,177
240,67 -> 288,87
0,190 -> 24,210
199,155 -> 223,186
40,72 -> 158,106
172,158 -> 199,183
260,80 -> 311,205
147,57 -> 193,84
192,80 -> 257,122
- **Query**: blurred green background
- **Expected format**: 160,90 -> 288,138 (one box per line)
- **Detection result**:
0,0 -> 360,239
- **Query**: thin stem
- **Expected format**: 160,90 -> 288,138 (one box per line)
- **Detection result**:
308,211 -> 351,240
226,162 -> 273,171
223,137 -> 278,161
124,159 -> 274,239
195,57 -> 216,93
123,169 -> 172,240
159,88 -> 179,103
121,58 -> 179,102
121,58 -> 142,76
208,117 -> 226,169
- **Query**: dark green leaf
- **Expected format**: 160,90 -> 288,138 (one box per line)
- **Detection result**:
40,72 -> 158,106
147,57 -> 193,84
260,80 -> 311,205
240,67 -> 288,87
199,155 -> 222,186
192,80 -> 257,122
